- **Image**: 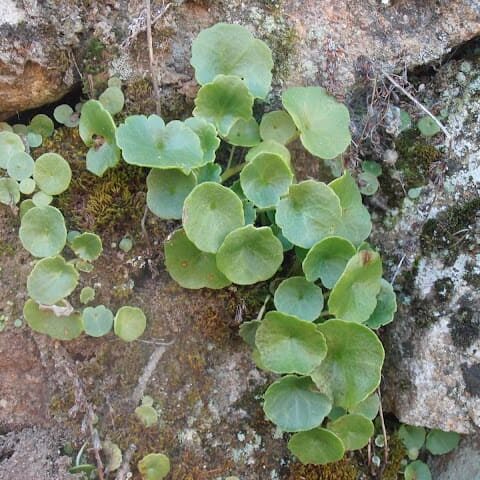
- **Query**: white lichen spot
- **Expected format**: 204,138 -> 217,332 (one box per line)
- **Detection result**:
0,0 -> 25,25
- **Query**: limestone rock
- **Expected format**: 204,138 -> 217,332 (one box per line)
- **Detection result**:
0,0 -> 479,118
380,53 -> 480,433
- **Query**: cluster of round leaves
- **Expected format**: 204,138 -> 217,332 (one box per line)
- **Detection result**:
75,22 -> 397,466
398,424 -> 460,480
0,111 -> 146,344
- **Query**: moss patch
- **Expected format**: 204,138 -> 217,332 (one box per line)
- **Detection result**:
420,196 -> 480,262
448,295 -> 479,349
287,457 -> 359,479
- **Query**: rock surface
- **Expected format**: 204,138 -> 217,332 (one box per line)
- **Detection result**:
379,50 -> 480,433
1,0 -> 479,118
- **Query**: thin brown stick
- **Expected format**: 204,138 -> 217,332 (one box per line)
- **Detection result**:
382,70 -> 451,141
145,0 -> 162,115
377,387 -> 389,476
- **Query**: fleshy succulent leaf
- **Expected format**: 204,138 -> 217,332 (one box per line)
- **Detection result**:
27,256 -> 79,305
259,110 -> 298,145
193,74 -> 254,137
147,168 -> 197,220
225,118 -> 261,147
302,236 -> 356,288
311,319 -> 385,409
114,306 -> 146,342
263,376 -> 332,432
365,279 -> 397,329
216,225 -> 283,284
183,182 -> 244,253
164,229 -> 231,289
116,115 -> 204,171
282,86 -> 351,159
255,311 -> 327,374
275,180 -> 342,249
70,232 -> 103,261
328,250 -> 382,323
33,153 -> 72,195
191,22 -> 273,99
273,276 -> 324,321
240,152 -> 293,208
19,206 -> 67,257
288,428 -> 345,465
327,414 -> 374,450
137,453 -> 170,480
83,305 -> 114,337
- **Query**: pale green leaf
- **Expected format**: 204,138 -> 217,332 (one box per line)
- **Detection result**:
365,279 -> 397,329
33,153 -> 72,195
288,428 -> 345,465
259,110 -> 297,145
328,414 -> 374,450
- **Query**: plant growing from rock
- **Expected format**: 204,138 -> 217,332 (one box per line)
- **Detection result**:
73,22 -> 399,466
0,122 -> 146,343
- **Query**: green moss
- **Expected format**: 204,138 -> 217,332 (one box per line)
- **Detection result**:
287,457 -> 359,479
380,131 -> 440,207
83,37 -> 106,75
410,296 -> 438,329
382,434 -> 407,480
267,22 -> 298,81
420,197 -> 480,262
0,240 -> 15,256
433,277 -> 454,302
448,295 -> 479,349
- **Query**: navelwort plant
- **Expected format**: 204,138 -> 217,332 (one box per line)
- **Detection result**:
0,22 -> 403,469
0,89 -> 145,343
74,22 -> 397,466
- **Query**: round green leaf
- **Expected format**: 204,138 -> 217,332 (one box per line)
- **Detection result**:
273,277 -> 324,321
27,256 -> 79,305
24,299 -> 83,340
329,171 -> 372,245
147,168 -> 197,220
239,320 -> 261,348
102,440 -> 122,473
245,139 -> 291,166
183,182 -> 244,253
27,132 -> 43,148
108,77 -> 122,88
135,405 -> 158,427
86,142 -> 121,177
138,453 -> 170,480
7,152 -> 34,181
33,153 -> 72,195
349,393 -> 380,420
32,191 -> 53,206
311,320 -> 385,409
119,236 -> 133,252
259,110 -> 297,145
328,250 -> 382,323
417,116 -> 441,137
191,22 -> 273,99
70,232 -> 103,261
79,100 -> 120,175
99,86 -> 125,115
425,429 -> 460,455
358,171 -> 379,196
225,118 -> 261,147
400,110 -> 412,132
116,115 -> 204,171
0,122 -> 12,132
29,114 -> 54,138
275,180 -> 342,249
255,311 -> 327,374
404,461 -> 432,480
164,229 -> 231,289
302,236 -> 356,288
12,124 -> 27,135
362,161 -> 382,177
0,131 -> 25,168
80,286 -> 95,304
288,428 -> 345,465
114,306 -> 146,342
193,74 -> 254,137
282,87 -> 351,159
263,376 -> 332,432
365,279 -> 397,329
82,305 -> 114,337
19,199 -> 35,218
328,414 -> 374,450
398,425 -> 426,451
216,225 -> 283,284
19,206 -> 67,257
53,104 -> 74,124
0,178 -> 20,205
19,178 -> 36,195
240,152 -> 293,208
194,163 -> 222,184
184,117 -> 220,163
